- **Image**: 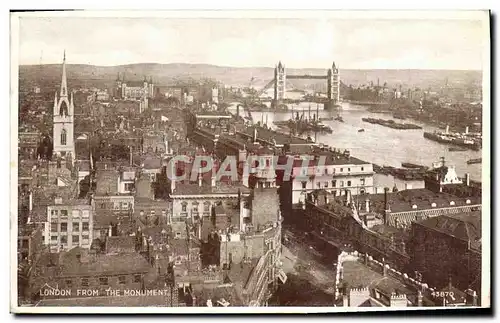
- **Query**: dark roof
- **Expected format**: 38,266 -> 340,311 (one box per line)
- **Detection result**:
416,211 -> 481,249
59,252 -> 150,277
172,182 -> 250,196
335,188 -> 481,214
95,169 -> 120,195
105,236 -> 136,254
169,239 -> 188,256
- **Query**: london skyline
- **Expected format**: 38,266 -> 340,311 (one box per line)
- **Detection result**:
16,12 -> 487,70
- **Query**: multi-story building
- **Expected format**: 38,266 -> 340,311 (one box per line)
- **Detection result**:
115,74 -> 154,100
45,200 -> 94,252
410,211 -> 481,297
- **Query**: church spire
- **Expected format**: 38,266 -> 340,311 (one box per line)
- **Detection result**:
60,50 -> 68,98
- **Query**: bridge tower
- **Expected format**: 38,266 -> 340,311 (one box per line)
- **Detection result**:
327,61 -> 340,109
273,61 -> 286,108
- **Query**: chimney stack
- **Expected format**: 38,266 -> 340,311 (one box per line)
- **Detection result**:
465,126 -> 469,134
211,174 -> 216,187
383,258 -> 387,276
108,224 -> 113,237
472,290 -> 478,306
384,187 -> 390,225
29,190 -> 33,212
129,146 -> 133,167
253,128 -> 258,144
365,199 -> 370,213
198,167 -> 203,187
343,294 -> 349,307
445,125 -> 449,134
345,189 -> 351,206
465,173 -> 470,186
417,290 -> 423,307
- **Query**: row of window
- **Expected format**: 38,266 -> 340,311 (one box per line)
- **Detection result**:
51,222 -> 89,232
51,210 -> 90,218
69,274 -> 142,287
301,179 -> 366,189
50,234 -> 90,245
97,202 -> 132,210
300,166 -> 366,176
181,202 -> 211,213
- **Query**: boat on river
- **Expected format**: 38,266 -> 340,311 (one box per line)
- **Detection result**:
467,158 -> 482,165
423,131 -> 481,151
449,147 -> 468,152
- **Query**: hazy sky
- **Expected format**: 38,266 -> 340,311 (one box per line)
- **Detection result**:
17,14 -> 486,70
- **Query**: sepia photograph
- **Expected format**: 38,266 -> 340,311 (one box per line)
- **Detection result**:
10,10 -> 490,313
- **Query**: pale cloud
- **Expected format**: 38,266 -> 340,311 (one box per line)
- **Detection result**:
17,16 -> 486,70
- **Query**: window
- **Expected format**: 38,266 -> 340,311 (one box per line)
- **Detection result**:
324,168 -> 328,175
301,182 -> 307,189
121,202 -> 129,210
60,222 -> 68,231
340,181 -> 344,187
61,129 -> 67,146
51,210 -> 58,217
99,277 -> 108,286
176,232 -> 181,238
60,210 -> 68,217
348,168 -> 351,172
72,235 -> 80,244
51,235 -> 58,242
361,167 -> 364,171
360,179 -> 365,186
100,203 -> 106,209
81,278 -> 89,287
150,210 -> 156,216
82,222 -> 89,231
317,182 -> 321,189
60,236 -> 67,244
332,180 -> 336,187
181,203 -> 187,212
82,235 -> 89,244
192,202 -> 199,213
134,274 -> 142,283
124,183 -> 135,191
340,168 -> 343,172
325,182 -> 329,188
65,279 -> 72,287
51,224 -> 58,233
203,202 -> 210,212
71,210 -> 80,218
347,181 -> 351,187
72,222 -> 80,232
118,276 -> 126,284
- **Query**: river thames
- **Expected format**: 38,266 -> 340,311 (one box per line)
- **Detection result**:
228,102 -> 483,188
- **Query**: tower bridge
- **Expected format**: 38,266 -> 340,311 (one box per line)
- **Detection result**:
255,61 -> 340,109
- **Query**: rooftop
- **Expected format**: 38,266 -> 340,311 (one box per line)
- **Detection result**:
415,211 -> 481,250
334,188 -> 481,215
342,260 -> 410,296
59,251 -> 151,277
172,182 -> 251,196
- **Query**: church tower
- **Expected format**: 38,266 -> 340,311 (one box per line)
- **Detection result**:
52,51 -> 75,161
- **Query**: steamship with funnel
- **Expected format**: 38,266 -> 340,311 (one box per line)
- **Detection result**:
423,125 -> 481,151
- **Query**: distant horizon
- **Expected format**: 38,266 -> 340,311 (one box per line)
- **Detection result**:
15,15 -> 487,70
18,62 -> 483,72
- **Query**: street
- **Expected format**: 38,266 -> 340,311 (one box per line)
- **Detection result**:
270,225 -> 338,306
